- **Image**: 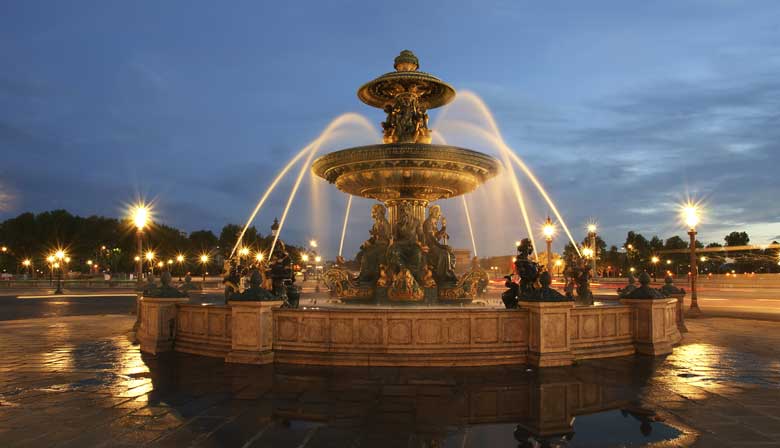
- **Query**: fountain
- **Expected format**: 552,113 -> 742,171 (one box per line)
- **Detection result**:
313,50 -> 500,303
137,50 -> 684,368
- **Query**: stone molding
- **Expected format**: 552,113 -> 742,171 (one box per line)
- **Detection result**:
520,301 -> 575,367
619,298 -> 682,355
175,304 -> 232,358
272,307 -> 529,367
225,300 -> 283,365
137,296 -> 189,355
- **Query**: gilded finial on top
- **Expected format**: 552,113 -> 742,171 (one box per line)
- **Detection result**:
394,50 -> 419,72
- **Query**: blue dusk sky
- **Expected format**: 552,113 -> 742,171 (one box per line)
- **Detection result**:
1,1 -> 779,257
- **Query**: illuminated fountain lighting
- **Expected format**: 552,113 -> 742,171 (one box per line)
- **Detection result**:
338,195 -> 353,257
433,90 -> 582,257
231,113 -> 378,259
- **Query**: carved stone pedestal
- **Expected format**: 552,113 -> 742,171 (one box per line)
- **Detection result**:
520,301 -> 574,367
225,301 -> 283,365
620,298 -> 681,355
137,297 -> 189,355
666,293 -> 688,333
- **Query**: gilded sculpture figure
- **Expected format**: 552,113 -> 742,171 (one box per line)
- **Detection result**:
387,202 -> 425,280
422,205 -> 458,284
355,204 -> 390,284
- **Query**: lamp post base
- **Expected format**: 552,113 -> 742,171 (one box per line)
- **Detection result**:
685,302 -> 703,318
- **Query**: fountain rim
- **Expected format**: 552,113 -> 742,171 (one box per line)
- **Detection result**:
357,70 -> 456,109
311,143 -> 502,181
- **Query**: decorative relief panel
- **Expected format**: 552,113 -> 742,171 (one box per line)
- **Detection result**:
357,318 -> 383,345
581,314 -> 598,339
191,310 -> 206,336
330,318 -> 354,344
415,319 -> 442,344
276,316 -> 298,342
541,313 -> 567,350
618,312 -> 630,336
388,319 -> 412,345
474,317 -> 499,343
502,317 -> 526,343
601,313 -> 617,337
446,318 -> 470,344
302,317 -> 327,343
208,313 -> 224,337
234,312 -> 260,348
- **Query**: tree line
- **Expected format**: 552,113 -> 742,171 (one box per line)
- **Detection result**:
0,210 -> 303,274
561,230 -> 779,276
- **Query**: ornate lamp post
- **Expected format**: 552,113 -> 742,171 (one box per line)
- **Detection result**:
542,216 -> 555,277
587,224 -> 598,277
315,255 -> 322,293
199,254 -> 209,283
145,251 -> 155,276
22,259 -> 32,279
47,255 -> 55,284
651,256 -> 659,280
176,254 -> 185,281
683,204 -> 702,315
54,249 -> 66,295
131,204 -> 150,283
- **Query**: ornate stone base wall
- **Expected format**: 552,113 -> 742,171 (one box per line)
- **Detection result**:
140,299 -> 684,368
272,307 -> 529,367
175,304 -> 232,358
137,297 -> 189,355
571,304 -> 635,360
620,298 -> 682,355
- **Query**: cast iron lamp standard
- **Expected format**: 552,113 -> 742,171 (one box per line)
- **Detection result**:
54,249 -> 66,295
145,251 -> 155,277
587,224 -> 597,277
651,256 -> 660,280
131,204 -> 150,284
683,204 -> 702,316
176,254 -> 185,281
22,259 -> 32,279
199,254 -> 209,284
542,216 -> 556,277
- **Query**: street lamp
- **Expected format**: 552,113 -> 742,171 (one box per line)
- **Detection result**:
554,259 -> 563,277
176,254 -> 185,281
542,216 -> 555,276
46,255 -> 55,284
309,239 -> 318,248
651,256 -> 660,279
301,254 -> 309,263
682,203 -> 701,315
131,204 -> 150,282
145,250 -> 155,276
255,252 -> 264,263
587,223 -> 597,277
314,255 -> 322,292
199,254 -> 209,283
22,259 -> 32,278
54,249 -> 66,294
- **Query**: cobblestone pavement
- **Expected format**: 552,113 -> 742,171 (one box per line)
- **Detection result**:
0,315 -> 779,447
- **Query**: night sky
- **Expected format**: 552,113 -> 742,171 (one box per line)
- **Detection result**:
2,1 -> 779,258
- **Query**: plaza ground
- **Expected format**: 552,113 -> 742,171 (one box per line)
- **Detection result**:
1,306 -> 779,446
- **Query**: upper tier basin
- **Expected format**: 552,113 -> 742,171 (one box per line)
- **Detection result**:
312,143 -> 501,202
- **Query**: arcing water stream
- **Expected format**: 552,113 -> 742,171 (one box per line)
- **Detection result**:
234,92 -> 582,262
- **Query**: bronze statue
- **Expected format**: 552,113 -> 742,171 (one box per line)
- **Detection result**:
356,204 -> 390,284
617,273 -> 637,298
387,202 -> 425,280
514,238 -> 539,298
422,205 -> 457,284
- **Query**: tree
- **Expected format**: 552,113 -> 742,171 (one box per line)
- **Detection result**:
188,230 -> 218,253
724,231 -> 749,247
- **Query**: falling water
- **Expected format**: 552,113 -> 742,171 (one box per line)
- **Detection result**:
268,113 -> 377,259
433,133 -> 480,258
460,195 -> 477,257
232,113 -> 376,258
435,91 -> 582,257
338,195 -> 353,257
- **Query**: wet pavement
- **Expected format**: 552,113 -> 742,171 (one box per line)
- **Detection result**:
0,315 -> 779,447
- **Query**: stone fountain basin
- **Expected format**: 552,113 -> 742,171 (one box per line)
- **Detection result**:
311,143 -> 501,202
